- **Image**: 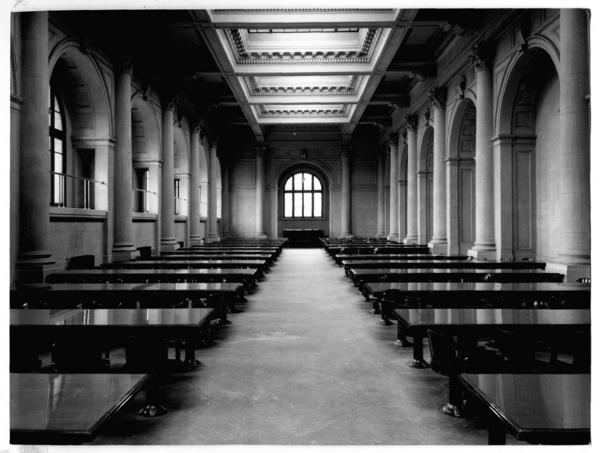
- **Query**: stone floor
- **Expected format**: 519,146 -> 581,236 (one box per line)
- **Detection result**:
93,248 -> 493,445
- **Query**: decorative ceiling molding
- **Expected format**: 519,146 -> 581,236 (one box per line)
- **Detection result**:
258,104 -> 349,117
245,75 -> 360,96
225,27 -> 380,64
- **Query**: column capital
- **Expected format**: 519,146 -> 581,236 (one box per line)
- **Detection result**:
387,132 -> 399,151
404,114 -> 418,131
162,96 -> 178,113
470,40 -> 495,71
429,86 -> 447,107
257,145 -> 267,157
341,145 -> 352,158
401,129 -> 407,145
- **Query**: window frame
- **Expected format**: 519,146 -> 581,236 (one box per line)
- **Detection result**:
283,171 -> 324,219
49,87 -> 66,207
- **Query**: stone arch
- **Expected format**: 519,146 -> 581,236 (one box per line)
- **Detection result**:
494,46 -> 559,261
275,161 -> 331,238
447,98 -> 476,255
131,95 -> 161,213
417,126 -> 434,244
174,124 -> 190,216
49,40 -> 112,211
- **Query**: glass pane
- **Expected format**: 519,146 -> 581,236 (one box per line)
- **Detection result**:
284,193 -> 293,217
53,175 -> 61,204
304,173 -> 312,190
294,193 -> 302,217
314,193 -> 322,217
303,192 -> 312,217
54,153 -> 63,172
54,138 -> 62,154
294,173 -> 302,190
284,177 -> 293,191
313,177 -> 322,191
54,110 -> 62,130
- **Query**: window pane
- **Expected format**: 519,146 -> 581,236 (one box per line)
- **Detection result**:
54,110 -> 62,130
284,193 -> 293,217
294,193 -> 302,217
314,193 -> 322,217
294,173 -> 302,190
284,176 -> 293,191
54,153 -> 63,172
53,174 -> 62,204
303,192 -> 312,217
304,173 -> 312,190
54,138 -> 63,154
313,177 -> 322,191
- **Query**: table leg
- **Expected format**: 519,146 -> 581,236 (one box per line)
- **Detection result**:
407,333 -> 428,368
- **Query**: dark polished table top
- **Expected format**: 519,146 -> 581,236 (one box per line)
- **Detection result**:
13,281 -> 244,293
133,258 -> 266,267
105,261 -> 263,270
146,255 -> 270,261
10,373 -> 149,444
351,268 -> 554,275
393,308 -> 590,328
11,307 -> 215,327
366,281 -> 589,295
459,373 -> 590,444
342,260 -> 545,269
336,254 -> 464,261
52,268 -> 257,275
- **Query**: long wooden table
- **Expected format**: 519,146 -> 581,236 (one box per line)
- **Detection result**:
10,373 -> 150,444
347,268 -> 563,289
459,373 -> 590,444
364,282 -> 590,317
391,308 -> 590,368
341,259 -> 546,270
131,258 -> 267,269
11,307 -> 215,372
46,268 -> 259,285
334,254 -> 466,265
11,282 -> 245,323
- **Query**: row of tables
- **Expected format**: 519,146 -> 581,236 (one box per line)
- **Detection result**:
321,237 -> 591,445
10,238 -> 286,444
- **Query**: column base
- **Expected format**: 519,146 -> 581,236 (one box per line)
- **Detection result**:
112,243 -> 138,262
428,240 -> 448,255
15,250 -> 56,284
467,245 -> 496,261
403,235 -> 418,245
545,262 -> 590,283
189,235 -> 205,247
254,232 -> 268,239
160,239 -> 179,253
340,233 -> 353,239
206,233 -> 221,243
376,232 -> 386,238
387,233 -> 399,242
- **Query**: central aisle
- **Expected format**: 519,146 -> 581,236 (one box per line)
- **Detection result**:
95,248 -> 488,445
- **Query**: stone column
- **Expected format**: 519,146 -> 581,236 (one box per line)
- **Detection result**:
376,150 -> 386,237
398,179 -> 407,241
387,137 -> 399,241
404,115 -> 419,244
416,170 -> 428,244
160,100 -> 178,252
221,161 -> 230,238
16,12 -> 55,282
468,42 -> 496,259
445,157 -> 460,256
188,125 -> 203,246
255,146 -> 267,238
557,9 -> 590,269
428,87 -> 448,254
112,58 -> 137,262
340,146 -> 352,237
207,139 -> 220,242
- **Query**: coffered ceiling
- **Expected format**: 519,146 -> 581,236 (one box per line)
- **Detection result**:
192,9 -> 415,138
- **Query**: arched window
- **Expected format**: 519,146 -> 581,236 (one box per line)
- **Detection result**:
283,172 -> 323,218
49,87 -> 66,206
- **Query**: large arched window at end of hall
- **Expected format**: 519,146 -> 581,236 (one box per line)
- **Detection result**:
49,87 -> 66,206
283,172 -> 323,218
